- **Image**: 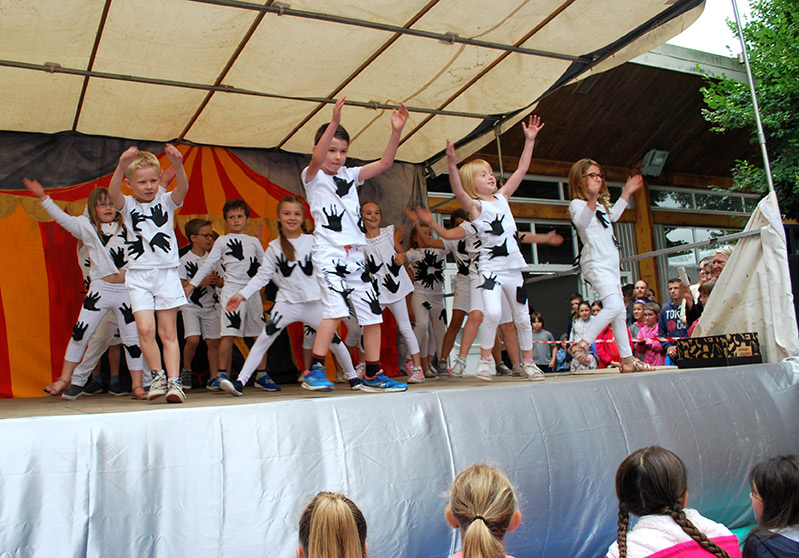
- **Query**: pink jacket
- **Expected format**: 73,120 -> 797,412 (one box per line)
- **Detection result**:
637,323 -> 666,367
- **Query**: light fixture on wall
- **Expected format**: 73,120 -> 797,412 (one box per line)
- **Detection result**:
640,149 -> 669,176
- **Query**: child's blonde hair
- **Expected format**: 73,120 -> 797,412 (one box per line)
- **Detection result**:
568,158 -> 610,212
277,196 -> 307,262
459,159 -> 494,199
298,492 -> 366,558
86,187 -> 123,239
124,150 -> 160,180
449,464 -> 518,558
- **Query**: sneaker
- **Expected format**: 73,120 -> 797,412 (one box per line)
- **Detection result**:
355,362 -> 366,379
403,360 -> 414,376
436,360 -> 449,376
180,369 -> 193,390
220,378 -> 244,397
108,382 -> 130,396
475,358 -> 494,382
496,363 -> 513,376
82,378 -> 103,396
302,365 -> 334,392
348,378 -> 362,390
254,374 -> 281,392
361,371 -> 408,393
206,372 -> 227,392
407,366 -> 425,384
511,363 -> 525,377
61,383 -> 85,401
147,372 -> 167,401
450,357 -> 466,378
424,366 -> 437,379
523,361 -> 545,381
165,377 -> 186,403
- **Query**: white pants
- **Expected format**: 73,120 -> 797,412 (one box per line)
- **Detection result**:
477,268 -> 532,352
578,273 -> 632,359
237,300 -> 356,385
384,299 -> 420,355
65,280 -> 143,370
411,292 -> 446,359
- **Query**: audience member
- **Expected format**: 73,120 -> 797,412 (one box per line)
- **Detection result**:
297,491 -> 367,558
566,293 -> 584,339
530,312 -> 556,373
591,300 -> 603,317
743,455 -> 799,558
637,302 -> 666,367
658,279 -> 700,365
712,246 -> 733,280
688,280 -> 715,336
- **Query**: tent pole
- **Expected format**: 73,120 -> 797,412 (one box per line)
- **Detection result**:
731,0 -> 775,195
494,123 -> 505,185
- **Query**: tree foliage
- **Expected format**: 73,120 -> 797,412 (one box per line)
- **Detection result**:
700,0 -> 799,219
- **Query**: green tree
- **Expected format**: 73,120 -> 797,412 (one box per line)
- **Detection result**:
700,0 -> 799,219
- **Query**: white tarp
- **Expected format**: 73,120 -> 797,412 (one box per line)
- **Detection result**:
694,191 -> 799,362
0,0 -> 705,163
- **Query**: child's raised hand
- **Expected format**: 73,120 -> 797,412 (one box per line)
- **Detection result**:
331,95 -> 346,124
118,146 -> 139,169
416,206 -> 433,224
403,206 -> 418,222
22,178 -> 45,199
160,165 -> 176,188
521,114 -> 545,141
391,103 -> 409,133
445,140 -> 457,164
164,143 -> 183,166
624,173 -> 645,196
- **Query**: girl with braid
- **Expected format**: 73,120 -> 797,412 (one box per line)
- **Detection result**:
297,491 -> 368,558
607,446 -> 740,558
446,464 -> 522,558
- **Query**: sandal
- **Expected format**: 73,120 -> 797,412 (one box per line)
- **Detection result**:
43,377 -> 70,396
131,386 -> 147,400
619,358 -> 655,373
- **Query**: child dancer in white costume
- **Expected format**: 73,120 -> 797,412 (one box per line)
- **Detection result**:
220,196 -> 359,395
445,115 -> 546,381
567,160 -> 652,373
23,180 -> 145,399
361,201 -> 426,383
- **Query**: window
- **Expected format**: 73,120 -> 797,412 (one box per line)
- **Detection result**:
650,185 -> 760,215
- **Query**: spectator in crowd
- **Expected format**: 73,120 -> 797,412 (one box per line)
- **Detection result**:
658,279 -> 701,366
688,280 -> 715,337
712,246 -> 733,280
743,455 -> 799,558
622,284 -> 635,324
565,293 -> 584,338
633,280 -> 649,301
591,300 -> 603,317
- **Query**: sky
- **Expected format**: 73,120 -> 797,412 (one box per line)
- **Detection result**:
667,0 -> 753,56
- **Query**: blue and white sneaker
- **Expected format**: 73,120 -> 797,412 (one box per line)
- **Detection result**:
254,374 -> 282,392
206,372 -> 227,391
361,371 -> 408,393
301,365 -> 334,392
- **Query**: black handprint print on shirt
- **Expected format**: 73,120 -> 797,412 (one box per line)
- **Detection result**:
225,311 -> 242,330
119,302 -> 135,324
331,286 -> 354,303
422,301 -> 432,311
439,308 -> 448,325
124,344 -> 142,359
332,260 -> 349,278
366,255 -> 383,276
125,235 -> 145,260
149,232 -> 171,254
486,214 -> 505,236
364,290 -> 382,315
109,246 -> 126,269
276,253 -> 296,278
101,233 -> 113,246
517,286 -> 528,305
299,254 -> 313,276
83,291 -> 101,311
387,256 -> 402,277
478,272 -> 498,291
489,239 -> 509,260
456,258 -> 471,276
304,324 -> 317,336
147,204 -> 169,227
185,260 -> 199,280
130,209 -> 146,233
457,238 -> 468,256
382,274 -> 400,294
265,312 -> 283,336
322,205 -> 345,232
72,321 -> 89,341
190,286 -> 207,307
225,238 -> 245,261
247,257 -> 261,278
333,176 -> 354,198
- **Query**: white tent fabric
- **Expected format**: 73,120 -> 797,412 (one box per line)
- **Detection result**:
0,0 -> 704,164
694,192 -> 799,363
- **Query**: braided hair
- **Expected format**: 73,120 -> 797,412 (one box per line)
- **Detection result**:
615,446 -> 731,558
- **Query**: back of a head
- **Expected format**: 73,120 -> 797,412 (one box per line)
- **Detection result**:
750,454 -> 799,530
450,464 -> 517,558
298,492 -> 366,558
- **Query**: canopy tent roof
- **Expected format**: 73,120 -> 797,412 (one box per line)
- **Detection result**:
1,0 -> 704,167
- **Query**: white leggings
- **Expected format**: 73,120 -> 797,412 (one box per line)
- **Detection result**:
65,281 -> 143,370
384,299 -> 420,355
578,278 -> 632,359
478,268 -> 532,352
237,300 -> 356,385
411,292 -> 446,359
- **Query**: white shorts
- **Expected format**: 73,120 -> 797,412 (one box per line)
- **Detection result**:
125,267 -> 187,312
182,307 -> 221,339
313,244 -> 383,327
219,283 -> 264,338
451,273 -> 471,313
469,273 -> 512,321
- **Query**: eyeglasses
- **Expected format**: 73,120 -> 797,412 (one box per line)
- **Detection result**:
96,202 -> 114,208
583,172 -> 605,180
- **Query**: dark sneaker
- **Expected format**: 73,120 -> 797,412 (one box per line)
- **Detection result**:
180,369 -> 193,390
220,378 -> 244,397
108,383 -> 130,396
61,383 -> 85,401
254,374 -> 281,392
82,379 -> 103,396
348,378 -> 362,390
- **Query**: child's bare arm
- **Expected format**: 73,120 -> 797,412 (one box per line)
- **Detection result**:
360,103 -> 409,181
305,97 -> 346,184
109,147 -> 139,210
415,225 -> 445,250
393,236 -> 408,266
165,144 -> 189,205
160,165 -> 176,190
445,141 -> 480,220
416,206 -> 466,241
498,115 -> 544,199
518,230 -> 563,246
